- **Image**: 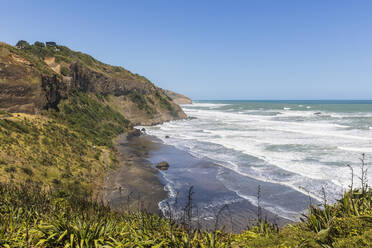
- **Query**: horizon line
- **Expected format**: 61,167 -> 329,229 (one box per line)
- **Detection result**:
191,99 -> 372,101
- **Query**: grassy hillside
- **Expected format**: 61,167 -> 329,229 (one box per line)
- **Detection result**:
6,40 -> 151,84
0,92 -> 130,194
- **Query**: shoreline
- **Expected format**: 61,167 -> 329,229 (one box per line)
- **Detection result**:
101,133 -> 167,214
144,134 -> 292,231
102,131 -> 292,232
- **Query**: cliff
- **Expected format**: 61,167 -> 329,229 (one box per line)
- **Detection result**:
163,89 -> 192,104
0,41 -> 186,125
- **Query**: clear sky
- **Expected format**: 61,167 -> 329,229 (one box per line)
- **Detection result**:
1,0 -> 371,100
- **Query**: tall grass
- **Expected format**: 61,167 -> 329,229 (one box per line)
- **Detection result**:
0,183 -> 234,247
1,182 -> 371,247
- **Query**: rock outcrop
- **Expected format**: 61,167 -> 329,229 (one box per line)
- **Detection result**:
163,89 -> 192,104
127,128 -> 142,140
0,42 -> 187,125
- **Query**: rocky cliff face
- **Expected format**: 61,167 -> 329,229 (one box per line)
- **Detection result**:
0,42 -> 186,125
163,89 -> 192,104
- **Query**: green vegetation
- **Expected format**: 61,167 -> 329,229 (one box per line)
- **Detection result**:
0,92 -> 130,193
234,188 -> 372,247
0,93 -> 370,248
60,66 -> 70,76
1,182 -> 371,247
34,41 -> 45,48
0,110 -> 371,248
12,40 -> 149,84
155,90 -> 181,117
0,112 -> 107,194
129,91 -> 156,115
0,183 -> 229,247
1,40 -> 184,125
4,40 -> 369,246
15,40 -> 30,49
1,42 -> 56,77
51,92 -> 131,147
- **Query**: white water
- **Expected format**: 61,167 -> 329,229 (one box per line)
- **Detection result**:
141,101 -> 372,219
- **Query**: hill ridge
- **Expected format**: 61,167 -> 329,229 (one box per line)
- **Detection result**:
0,40 -> 187,125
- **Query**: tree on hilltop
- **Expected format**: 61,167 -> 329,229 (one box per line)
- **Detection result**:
34,41 -> 45,47
16,40 -> 30,49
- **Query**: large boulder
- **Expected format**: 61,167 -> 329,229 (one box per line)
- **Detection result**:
156,161 -> 169,170
127,128 -> 142,140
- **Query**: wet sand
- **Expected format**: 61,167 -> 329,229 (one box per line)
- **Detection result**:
146,136 -> 292,231
102,133 -> 292,232
101,133 -> 166,214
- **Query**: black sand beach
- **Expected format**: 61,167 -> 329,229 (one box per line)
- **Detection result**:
102,133 -> 292,232
101,134 -> 167,214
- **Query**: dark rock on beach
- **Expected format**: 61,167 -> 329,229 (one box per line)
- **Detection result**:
127,128 -> 142,140
156,161 -> 170,170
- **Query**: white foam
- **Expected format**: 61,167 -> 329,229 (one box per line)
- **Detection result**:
143,103 -> 372,217
338,146 -> 372,154
187,102 -> 231,108
234,190 -> 302,221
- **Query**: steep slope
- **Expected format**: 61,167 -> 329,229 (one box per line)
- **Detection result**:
163,89 -> 192,104
0,92 -> 130,192
0,41 -> 186,124
0,40 -> 187,191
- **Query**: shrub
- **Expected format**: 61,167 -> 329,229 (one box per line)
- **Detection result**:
60,66 -> 69,76
21,167 -> 33,176
34,41 -> 45,47
51,92 -> 130,147
52,178 -> 61,185
5,166 -> 16,173
15,40 -> 30,49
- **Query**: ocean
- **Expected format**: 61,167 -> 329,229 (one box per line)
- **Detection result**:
141,100 -> 372,221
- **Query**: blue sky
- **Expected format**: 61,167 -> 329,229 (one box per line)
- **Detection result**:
1,0 -> 371,100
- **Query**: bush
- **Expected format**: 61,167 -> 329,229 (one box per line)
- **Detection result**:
15,40 -> 30,49
5,166 -> 16,173
21,167 -> 33,176
52,178 -> 61,185
60,66 -> 69,76
34,41 -> 45,47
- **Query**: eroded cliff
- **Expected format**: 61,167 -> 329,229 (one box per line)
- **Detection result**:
0,41 -> 186,125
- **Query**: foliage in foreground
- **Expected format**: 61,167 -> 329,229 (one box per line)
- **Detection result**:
0,183 -> 233,248
1,182 -> 371,247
